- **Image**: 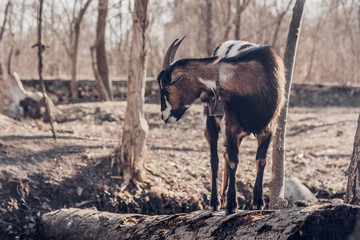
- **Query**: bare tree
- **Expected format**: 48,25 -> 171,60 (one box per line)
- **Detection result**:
6,0 -> 13,75
270,0 -> 306,210
70,0 -> 92,99
35,0 -> 57,140
271,0 -> 294,48
345,113 -> 360,204
90,0 -> 110,101
0,0 -> 12,76
90,47 -> 109,101
205,0 -> 213,56
95,0 -> 112,100
234,0 -> 251,40
49,0 -> 93,98
113,0 -> 149,188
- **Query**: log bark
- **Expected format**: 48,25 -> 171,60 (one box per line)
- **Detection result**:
39,204 -> 360,240
345,112 -> 360,204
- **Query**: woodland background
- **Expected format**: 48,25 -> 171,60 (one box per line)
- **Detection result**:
1,0 -> 360,239
0,0 -> 359,85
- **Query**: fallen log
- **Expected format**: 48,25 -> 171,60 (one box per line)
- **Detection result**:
39,204 -> 360,240
0,73 -> 57,120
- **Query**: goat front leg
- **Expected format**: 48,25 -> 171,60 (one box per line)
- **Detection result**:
220,152 -> 229,209
204,111 -> 221,211
253,129 -> 272,210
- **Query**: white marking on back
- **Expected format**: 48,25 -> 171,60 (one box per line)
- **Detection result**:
220,71 -> 236,83
198,77 -> 216,91
214,40 -> 259,59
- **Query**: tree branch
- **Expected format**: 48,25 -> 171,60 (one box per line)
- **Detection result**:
0,0 -> 11,42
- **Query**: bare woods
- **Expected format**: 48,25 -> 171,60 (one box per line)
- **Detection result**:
0,0 -> 359,85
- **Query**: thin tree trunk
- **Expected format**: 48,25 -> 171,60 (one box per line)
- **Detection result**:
90,46 -> 109,101
345,112 -> 360,204
0,0 -> 12,76
7,40 -> 13,75
205,0 -> 213,56
36,0 -> 57,141
70,0 -> 92,100
90,0 -> 110,101
234,0 -> 241,40
113,0 -> 149,187
0,0 -> 11,42
19,0 -> 26,42
96,0 -> 112,100
6,0 -> 13,75
270,0 -> 306,210
234,0 -> 251,40
272,0 -> 293,48
70,26 -> 80,99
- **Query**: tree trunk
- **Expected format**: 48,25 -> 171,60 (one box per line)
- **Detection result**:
113,0 -> 149,186
0,0 -> 12,76
39,204 -> 360,240
70,24 -> 80,99
36,0 -> 57,140
96,0 -> 112,100
270,0 -> 306,210
70,0 -> 92,100
272,0 -> 293,48
234,0 -> 251,40
90,46 -> 109,101
205,0 -> 213,56
345,112 -> 360,204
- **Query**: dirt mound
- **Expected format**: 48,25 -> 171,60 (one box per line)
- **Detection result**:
0,102 -> 358,239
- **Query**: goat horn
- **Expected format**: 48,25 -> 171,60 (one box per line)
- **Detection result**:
162,36 -> 186,69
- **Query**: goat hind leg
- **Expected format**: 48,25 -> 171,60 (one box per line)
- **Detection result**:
253,130 -> 272,210
204,115 -> 221,211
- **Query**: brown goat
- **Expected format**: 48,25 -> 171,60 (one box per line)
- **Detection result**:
157,37 -> 285,214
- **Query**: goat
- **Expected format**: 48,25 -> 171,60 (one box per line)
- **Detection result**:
157,37 -> 285,214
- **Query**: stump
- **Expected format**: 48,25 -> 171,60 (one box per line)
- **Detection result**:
39,204 -> 360,240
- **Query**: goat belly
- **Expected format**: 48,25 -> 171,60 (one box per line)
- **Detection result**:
226,95 -> 276,133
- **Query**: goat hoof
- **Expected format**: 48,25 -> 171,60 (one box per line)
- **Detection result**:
252,196 -> 265,210
211,205 -> 219,212
225,202 -> 237,215
254,204 -> 264,210
225,206 -> 237,215
211,196 -> 220,211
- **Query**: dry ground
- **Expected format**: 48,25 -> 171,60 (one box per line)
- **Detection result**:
0,101 -> 358,239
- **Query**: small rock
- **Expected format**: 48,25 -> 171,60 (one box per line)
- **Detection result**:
285,177 -> 317,204
77,187 -> 83,197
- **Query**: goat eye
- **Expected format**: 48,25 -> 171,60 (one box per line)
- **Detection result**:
169,76 -> 183,86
